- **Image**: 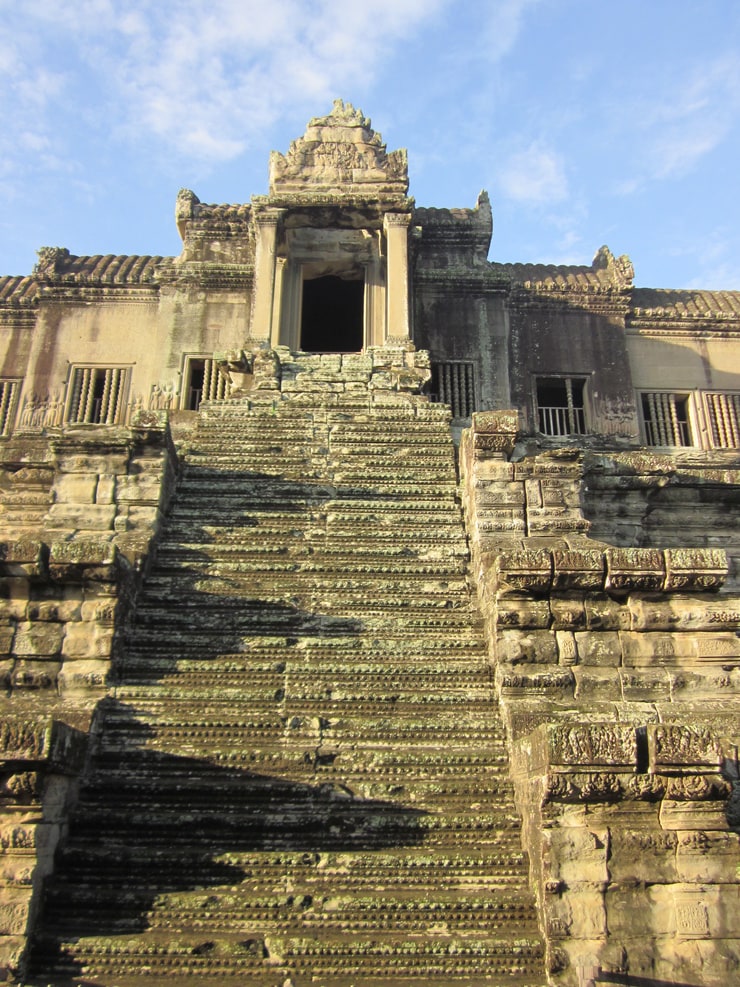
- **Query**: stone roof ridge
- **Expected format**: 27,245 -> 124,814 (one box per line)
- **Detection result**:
33,246 -> 167,285
176,189 -> 252,223
415,190 -> 491,225
630,285 -> 740,320
268,99 -> 408,196
493,244 -> 634,291
0,274 -> 39,306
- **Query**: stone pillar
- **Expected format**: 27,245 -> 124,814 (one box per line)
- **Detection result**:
250,209 -> 284,343
383,212 -> 412,342
364,252 -> 385,348
277,260 -> 302,351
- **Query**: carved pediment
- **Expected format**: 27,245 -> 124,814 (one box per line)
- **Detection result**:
269,99 -> 408,196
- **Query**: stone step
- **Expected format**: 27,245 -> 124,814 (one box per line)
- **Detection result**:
43,888 -> 539,935
29,935 -> 545,987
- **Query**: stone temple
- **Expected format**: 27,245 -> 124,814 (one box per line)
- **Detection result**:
0,100 -> 737,986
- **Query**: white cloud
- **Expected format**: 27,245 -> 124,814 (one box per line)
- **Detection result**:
1,0 -> 450,168
498,142 -> 568,204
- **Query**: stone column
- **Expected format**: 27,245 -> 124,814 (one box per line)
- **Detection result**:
249,209 -> 284,343
364,251 -> 385,348
271,257 -> 286,348
383,212 -> 412,342
277,260 -> 302,351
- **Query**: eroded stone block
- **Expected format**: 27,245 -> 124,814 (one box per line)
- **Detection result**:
12,621 -> 64,657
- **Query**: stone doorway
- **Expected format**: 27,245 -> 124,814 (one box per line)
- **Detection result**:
300,275 -> 364,353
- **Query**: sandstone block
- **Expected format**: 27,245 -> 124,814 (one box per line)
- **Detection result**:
629,595 -> 740,632
584,593 -> 630,630
647,724 -> 721,771
0,539 -> 47,579
497,664 -> 574,697
474,481 -> 525,507
0,660 -> 13,689
608,829 -> 678,884
525,478 -> 542,508
495,549 -> 552,595
58,658 -> 110,695
574,630 -> 621,666
552,549 -> 605,591
12,621 -> 64,657
52,472 -> 97,504
527,508 -> 591,534
550,595 -> 586,630
0,621 -> 14,653
95,473 -> 116,504
471,409 -> 519,436
11,661 -> 60,690
605,548 -> 665,594
497,629 -> 558,665
0,888 -> 33,935
619,668 -> 671,702
46,502 -> 116,530
544,889 -> 606,939
543,827 -> 609,886
555,630 -> 577,665
0,936 -> 27,977
606,885 -> 664,938
62,622 -> 114,659
573,667 -> 622,702
659,801 -> 729,831
668,666 -> 740,701
53,451 -> 130,474
663,547 -> 727,592
619,631 -> 679,666
676,831 -> 739,883
49,539 -> 118,583
79,599 -> 117,624
494,597 -> 551,629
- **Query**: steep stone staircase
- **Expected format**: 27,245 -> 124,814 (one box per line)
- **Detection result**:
28,371 -> 545,985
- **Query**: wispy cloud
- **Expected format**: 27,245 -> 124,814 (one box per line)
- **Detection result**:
498,141 -> 568,204
476,0 -> 543,62
614,53 -> 740,191
669,227 -> 739,291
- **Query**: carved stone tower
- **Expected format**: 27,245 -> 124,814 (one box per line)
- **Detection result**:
253,99 -> 412,351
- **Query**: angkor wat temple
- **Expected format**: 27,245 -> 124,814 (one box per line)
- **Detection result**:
0,101 -> 737,986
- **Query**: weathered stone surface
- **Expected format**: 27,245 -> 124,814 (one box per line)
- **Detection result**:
462,430 -> 740,985
11,622 -> 64,657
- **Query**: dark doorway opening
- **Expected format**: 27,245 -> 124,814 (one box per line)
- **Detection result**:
300,275 -> 364,352
186,360 -> 206,410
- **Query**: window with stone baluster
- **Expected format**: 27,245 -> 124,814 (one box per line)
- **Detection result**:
534,376 -> 588,436
181,356 -> 231,411
429,361 -> 477,420
639,391 -> 693,447
703,391 -> 740,448
0,379 -> 21,436
65,366 -> 130,425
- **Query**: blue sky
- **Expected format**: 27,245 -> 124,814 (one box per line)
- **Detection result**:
1,0 -> 738,288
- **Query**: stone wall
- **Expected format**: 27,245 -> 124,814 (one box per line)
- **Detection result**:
0,414 -> 176,977
460,410 -> 740,985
